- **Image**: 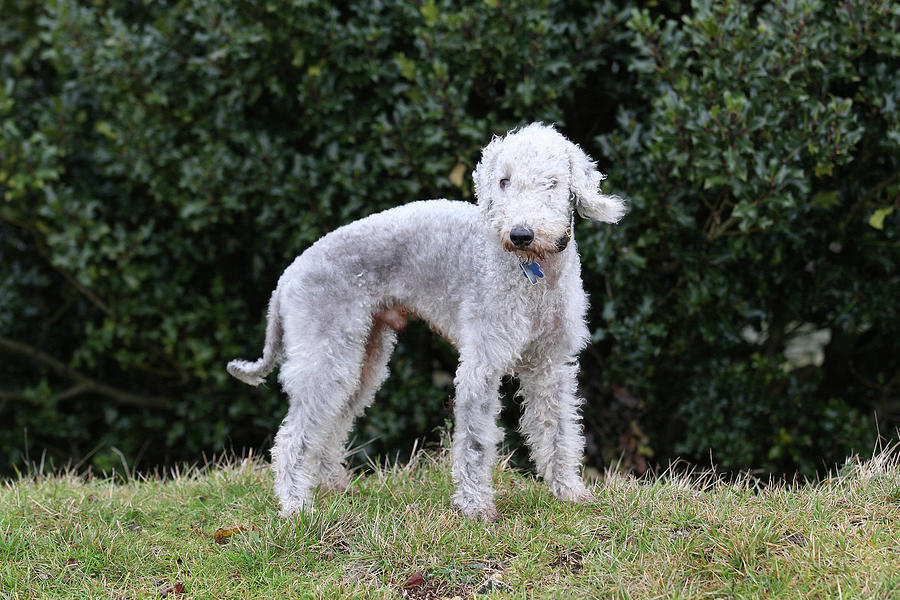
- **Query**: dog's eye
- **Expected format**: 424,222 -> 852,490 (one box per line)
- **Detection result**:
499,178 -> 510,189
548,178 -> 558,189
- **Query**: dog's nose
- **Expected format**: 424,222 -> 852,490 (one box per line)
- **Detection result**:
509,226 -> 534,248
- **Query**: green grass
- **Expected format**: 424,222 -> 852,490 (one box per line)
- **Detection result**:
2,446 -> 899,599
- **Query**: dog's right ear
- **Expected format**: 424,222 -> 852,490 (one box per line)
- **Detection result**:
472,134 -> 503,213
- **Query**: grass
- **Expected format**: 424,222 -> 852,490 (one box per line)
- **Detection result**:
2,444 -> 899,599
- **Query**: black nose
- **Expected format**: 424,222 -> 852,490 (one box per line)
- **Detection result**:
509,226 -> 534,248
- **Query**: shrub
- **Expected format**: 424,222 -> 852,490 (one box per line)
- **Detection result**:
593,0 -> 899,473
0,0 -> 629,472
2,0 -> 896,477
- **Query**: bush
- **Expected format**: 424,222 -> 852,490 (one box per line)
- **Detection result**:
594,0 -> 899,473
1,0 -> 896,477
0,0 -> 629,472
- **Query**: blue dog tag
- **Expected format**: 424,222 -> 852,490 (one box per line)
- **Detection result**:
520,260 -> 544,285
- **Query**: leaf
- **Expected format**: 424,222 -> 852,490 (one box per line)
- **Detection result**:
703,174 -> 729,189
214,526 -> 245,544
159,582 -> 186,597
814,162 -> 834,177
94,121 -> 117,140
868,207 -> 894,230
394,53 -> 416,81
403,571 -> 425,589
419,2 -> 439,26
449,162 -> 466,188
812,190 -> 840,208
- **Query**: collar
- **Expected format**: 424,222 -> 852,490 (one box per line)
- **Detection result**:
556,212 -> 574,252
519,212 -> 574,285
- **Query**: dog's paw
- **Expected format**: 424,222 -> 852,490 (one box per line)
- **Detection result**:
550,481 -> 596,504
452,495 -> 500,522
319,469 -> 352,494
573,488 -> 597,503
277,496 -> 314,519
457,504 -> 499,522
470,504 -> 500,523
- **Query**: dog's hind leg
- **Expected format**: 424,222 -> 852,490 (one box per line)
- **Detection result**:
270,318 -> 372,516
316,321 -> 399,492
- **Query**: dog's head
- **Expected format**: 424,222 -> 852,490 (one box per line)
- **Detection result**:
472,123 -> 626,261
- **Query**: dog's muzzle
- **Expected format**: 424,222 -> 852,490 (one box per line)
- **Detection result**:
509,226 -> 534,249
504,223 -> 572,259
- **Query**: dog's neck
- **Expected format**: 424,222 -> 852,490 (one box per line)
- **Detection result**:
519,213 -> 574,285
518,245 -> 572,286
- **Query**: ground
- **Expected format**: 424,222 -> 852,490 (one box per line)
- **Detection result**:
2,444 -> 899,599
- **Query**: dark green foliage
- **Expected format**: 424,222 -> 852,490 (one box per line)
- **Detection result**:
1,0 -> 897,477
0,0 -> 628,472
596,0 -> 899,473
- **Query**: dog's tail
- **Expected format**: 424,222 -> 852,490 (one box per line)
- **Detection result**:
227,289 -> 283,386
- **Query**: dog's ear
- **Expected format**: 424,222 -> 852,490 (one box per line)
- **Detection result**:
472,134 -> 503,212
567,141 -> 627,224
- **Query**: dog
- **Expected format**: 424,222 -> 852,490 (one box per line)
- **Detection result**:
228,123 -> 626,520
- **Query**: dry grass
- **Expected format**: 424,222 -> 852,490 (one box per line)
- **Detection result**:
2,446 -> 899,599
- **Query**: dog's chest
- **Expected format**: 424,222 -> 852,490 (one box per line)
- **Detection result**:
516,280 -> 568,342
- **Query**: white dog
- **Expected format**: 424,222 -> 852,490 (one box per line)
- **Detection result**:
228,123 -> 626,520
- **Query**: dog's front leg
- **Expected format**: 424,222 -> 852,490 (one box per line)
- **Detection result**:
450,359 -> 503,522
518,358 -> 595,503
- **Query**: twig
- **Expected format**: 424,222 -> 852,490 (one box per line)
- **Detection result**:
0,335 -> 168,409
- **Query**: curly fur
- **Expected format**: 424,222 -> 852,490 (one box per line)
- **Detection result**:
227,123 -> 626,520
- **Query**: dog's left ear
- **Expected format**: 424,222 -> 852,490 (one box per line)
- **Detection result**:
567,141 -> 627,224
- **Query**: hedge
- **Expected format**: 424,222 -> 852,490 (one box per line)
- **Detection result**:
1,0 -> 897,476
595,0 -> 899,473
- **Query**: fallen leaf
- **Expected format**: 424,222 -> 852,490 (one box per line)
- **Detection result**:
159,582 -> 186,597
214,526 -> 244,544
403,571 -> 425,589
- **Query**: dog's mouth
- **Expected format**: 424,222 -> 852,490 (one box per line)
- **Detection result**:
502,228 -> 571,261
553,230 -> 570,253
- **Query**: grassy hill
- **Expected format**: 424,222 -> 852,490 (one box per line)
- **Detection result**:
2,445 -> 899,599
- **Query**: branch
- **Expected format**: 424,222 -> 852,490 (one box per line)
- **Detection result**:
0,383 -> 90,404
6,215 -> 190,385
29,229 -> 113,317
0,335 -> 168,409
